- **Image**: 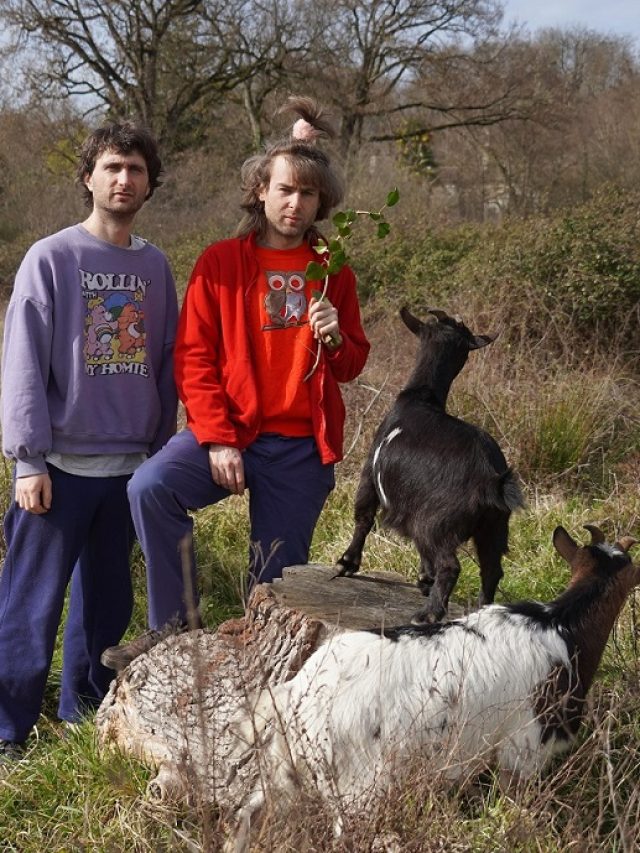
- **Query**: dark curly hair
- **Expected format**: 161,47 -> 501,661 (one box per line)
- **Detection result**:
76,122 -> 163,208
236,96 -> 345,241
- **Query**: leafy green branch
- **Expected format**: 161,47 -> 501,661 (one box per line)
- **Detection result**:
303,187 -> 399,380
306,187 -> 400,282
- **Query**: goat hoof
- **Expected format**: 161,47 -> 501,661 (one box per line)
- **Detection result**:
335,558 -> 359,577
410,608 -> 444,626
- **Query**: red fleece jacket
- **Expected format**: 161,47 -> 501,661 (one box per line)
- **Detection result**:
174,232 -> 370,464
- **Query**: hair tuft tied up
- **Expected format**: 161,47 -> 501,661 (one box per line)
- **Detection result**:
235,95 -> 344,241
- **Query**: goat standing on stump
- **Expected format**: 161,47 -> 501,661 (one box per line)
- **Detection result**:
227,525 -> 638,844
337,306 -> 524,624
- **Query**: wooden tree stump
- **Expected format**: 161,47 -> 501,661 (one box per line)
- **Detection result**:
96,565 -> 462,807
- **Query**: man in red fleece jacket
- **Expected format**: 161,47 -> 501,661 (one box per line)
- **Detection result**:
104,97 -> 370,659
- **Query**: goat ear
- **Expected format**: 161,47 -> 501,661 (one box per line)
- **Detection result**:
400,306 -> 424,335
469,332 -> 497,350
553,526 -> 578,564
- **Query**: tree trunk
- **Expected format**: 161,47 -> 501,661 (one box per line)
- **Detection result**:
96,565 -> 461,806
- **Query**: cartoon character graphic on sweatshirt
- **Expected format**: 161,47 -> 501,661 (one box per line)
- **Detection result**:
116,301 -> 145,356
85,298 -> 118,358
81,268 -> 149,376
263,270 -> 307,330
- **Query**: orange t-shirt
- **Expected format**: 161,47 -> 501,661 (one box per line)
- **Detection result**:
250,243 -> 317,436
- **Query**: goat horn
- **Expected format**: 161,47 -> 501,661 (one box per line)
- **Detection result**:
470,333 -> 496,350
427,309 -> 449,321
616,535 -> 638,553
583,524 -> 605,544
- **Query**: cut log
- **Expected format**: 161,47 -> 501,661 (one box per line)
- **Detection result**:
96,564 -> 463,807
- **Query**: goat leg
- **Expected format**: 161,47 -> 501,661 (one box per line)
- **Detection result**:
411,553 -> 461,625
336,465 -> 379,576
473,512 -> 508,608
417,556 -> 435,593
335,521 -> 371,576
223,791 -> 263,853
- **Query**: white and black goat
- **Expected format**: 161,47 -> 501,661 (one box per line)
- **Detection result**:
337,306 -> 524,624
227,525 -> 638,842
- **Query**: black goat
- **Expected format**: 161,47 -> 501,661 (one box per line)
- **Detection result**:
337,306 -> 524,624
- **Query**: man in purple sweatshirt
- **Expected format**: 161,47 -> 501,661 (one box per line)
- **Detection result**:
0,122 -> 178,760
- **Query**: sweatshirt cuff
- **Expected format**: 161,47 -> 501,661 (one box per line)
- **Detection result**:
15,455 -> 48,478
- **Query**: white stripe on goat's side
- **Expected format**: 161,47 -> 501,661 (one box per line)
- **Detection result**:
373,427 -> 403,508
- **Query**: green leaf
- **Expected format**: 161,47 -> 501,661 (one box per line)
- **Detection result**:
308,188 -> 399,287
306,261 -> 327,281
311,289 -> 324,301
327,250 -> 347,274
386,188 -> 400,207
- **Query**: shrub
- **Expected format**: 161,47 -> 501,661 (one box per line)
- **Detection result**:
351,221 -> 482,306
0,232 -> 35,303
163,226 -> 226,296
452,364 -> 640,496
359,184 -> 640,355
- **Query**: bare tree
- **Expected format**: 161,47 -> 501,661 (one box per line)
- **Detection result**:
224,0 -> 321,150
0,0 -> 534,160
0,0 -> 277,149
448,28 -> 640,216
297,0 -> 516,160
340,25 -> 640,221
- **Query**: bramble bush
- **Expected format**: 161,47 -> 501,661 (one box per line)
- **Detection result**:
352,184 -> 640,353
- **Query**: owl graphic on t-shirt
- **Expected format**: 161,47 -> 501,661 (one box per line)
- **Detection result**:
263,270 -> 307,330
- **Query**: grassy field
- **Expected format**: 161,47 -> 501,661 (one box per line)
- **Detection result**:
1,192 -> 640,850
0,489 -> 638,851
0,302 -> 639,851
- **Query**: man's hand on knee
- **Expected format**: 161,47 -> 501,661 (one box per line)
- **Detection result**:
208,445 -> 245,495
15,473 -> 52,514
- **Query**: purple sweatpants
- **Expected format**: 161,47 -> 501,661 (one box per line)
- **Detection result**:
128,429 -> 335,629
0,466 -> 134,742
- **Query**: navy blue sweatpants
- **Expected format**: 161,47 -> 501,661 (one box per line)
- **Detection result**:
128,429 -> 335,630
0,466 -> 134,742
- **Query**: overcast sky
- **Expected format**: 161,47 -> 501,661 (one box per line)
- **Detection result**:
501,0 -> 640,46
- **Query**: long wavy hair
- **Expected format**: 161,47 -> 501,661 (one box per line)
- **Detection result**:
235,96 -> 345,241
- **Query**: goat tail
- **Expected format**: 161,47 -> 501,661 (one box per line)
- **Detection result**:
499,468 -> 526,513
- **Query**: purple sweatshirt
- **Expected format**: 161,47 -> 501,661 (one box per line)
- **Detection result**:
1,225 -> 179,477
